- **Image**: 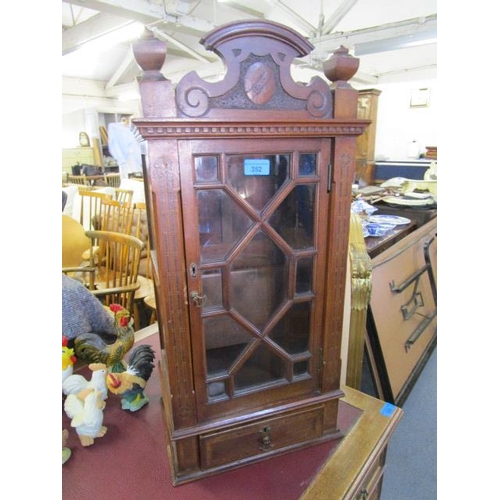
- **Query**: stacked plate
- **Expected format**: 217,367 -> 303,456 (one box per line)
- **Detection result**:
363,214 -> 411,238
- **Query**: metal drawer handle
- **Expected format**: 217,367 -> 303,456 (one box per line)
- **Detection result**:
357,489 -> 369,500
259,426 -> 273,451
389,264 -> 429,293
405,309 -> 437,352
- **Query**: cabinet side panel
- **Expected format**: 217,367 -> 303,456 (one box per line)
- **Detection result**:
322,136 -> 356,391
146,139 -> 197,429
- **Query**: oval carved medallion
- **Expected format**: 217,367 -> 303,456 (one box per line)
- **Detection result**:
244,62 -> 275,105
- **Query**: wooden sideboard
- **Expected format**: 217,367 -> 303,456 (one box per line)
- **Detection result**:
355,89 -> 381,187
302,386 -> 403,499
363,214 -> 437,405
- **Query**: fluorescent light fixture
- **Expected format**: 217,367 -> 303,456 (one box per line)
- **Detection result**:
354,30 -> 437,56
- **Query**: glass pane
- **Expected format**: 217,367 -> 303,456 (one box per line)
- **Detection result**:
208,381 -> 227,400
230,231 -> 287,329
269,302 -> 311,355
298,153 -> 317,176
296,257 -> 313,294
269,185 -> 315,249
195,156 -> 219,182
197,189 -> 254,263
202,269 -> 223,311
293,360 -> 308,376
234,343 -> 286,391
227,154 -> 290,211
204,315 -> 253,377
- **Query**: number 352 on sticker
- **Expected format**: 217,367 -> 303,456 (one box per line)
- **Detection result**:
244,158 -> 270,176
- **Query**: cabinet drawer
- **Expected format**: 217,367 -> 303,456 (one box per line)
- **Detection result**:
354,448 -> 386,500
200,406 -> 324,469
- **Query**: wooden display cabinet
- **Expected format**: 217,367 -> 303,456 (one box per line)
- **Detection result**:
355,89 -> 381,186
132,20 -> 369,484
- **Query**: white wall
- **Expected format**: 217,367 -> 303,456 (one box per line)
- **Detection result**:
62,77 -> 438,165
62,110 -> 87,149
62,77 -> 141,152
357,79 -> 438,161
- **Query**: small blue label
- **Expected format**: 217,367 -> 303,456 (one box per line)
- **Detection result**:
380,402 -> 397,417
244,158 -> 270,176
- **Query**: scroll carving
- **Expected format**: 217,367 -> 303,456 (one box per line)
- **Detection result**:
175,20 -> 332,119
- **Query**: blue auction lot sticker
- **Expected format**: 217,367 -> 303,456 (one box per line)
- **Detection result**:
244,158 -> 270,176
380,402 -> 397,417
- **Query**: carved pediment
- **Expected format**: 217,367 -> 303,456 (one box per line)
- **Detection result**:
175,20 -> 333,119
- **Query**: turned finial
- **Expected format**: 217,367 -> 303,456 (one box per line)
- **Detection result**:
323,46 -> 360,87
133,30 -> 168,81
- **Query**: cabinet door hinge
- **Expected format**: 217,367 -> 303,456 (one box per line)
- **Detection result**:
327,163 -> 333,192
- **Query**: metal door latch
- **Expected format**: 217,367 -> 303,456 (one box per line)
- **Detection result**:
190,291 -> 206,307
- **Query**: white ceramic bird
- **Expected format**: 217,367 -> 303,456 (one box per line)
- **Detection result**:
64,388 -> 107,446
62,363 -> 109,400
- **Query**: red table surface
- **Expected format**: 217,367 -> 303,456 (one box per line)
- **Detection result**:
62,332 -> 361,500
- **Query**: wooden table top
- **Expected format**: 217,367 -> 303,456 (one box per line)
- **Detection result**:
63,327 -> 403,500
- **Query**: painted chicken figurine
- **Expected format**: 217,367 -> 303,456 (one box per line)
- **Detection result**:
64,388 -> 107,446
106,345 -> 156,412
63,363 -> 108,401
62,336 -> 77,386
74,304 -> 135,369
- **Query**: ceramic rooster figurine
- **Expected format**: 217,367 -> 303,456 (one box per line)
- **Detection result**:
106,345 -> 156,412
63,363 -> 109,401
74,304 -> 135,370
64,388 -> 107,446
62,336 -> 77,386
62,429 -> 71,465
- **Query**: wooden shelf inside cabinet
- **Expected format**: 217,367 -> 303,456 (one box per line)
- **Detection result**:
132,21 -> 369,484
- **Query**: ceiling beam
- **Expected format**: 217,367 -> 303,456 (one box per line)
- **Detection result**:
62,12 -> 134,55
321,0 -> 359,36
216,0 -> 266,18
105,47 -> 137,89
63,0 -> 216,35
149,27 -> 214,63
310,14 -> 437,51
265,0 -> 317,36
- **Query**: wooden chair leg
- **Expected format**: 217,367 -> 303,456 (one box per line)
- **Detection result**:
144,294 -> 157,325
133,300 -> 142,330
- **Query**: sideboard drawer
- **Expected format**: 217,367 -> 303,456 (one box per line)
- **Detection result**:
200,406 -> 324,469
354,449 -> 386,499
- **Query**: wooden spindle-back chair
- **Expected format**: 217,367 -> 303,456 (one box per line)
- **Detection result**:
114,188 -> 134,205
131,202 -> 155,328
85,230 -> 145,315
98,198 -> 135,235
77,188 -> 113,233
105,173 -> 121,188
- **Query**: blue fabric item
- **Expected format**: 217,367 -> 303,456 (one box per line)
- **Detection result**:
62,274 -> 116,340
107,122 -> 142,175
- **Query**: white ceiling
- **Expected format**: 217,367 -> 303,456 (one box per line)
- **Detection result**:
62,0 -> 437,95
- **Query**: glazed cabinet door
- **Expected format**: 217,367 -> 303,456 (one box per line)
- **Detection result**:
179,138 -> 332,421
